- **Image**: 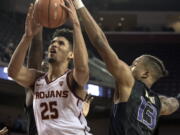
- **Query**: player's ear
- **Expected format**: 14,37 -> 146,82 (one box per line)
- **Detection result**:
141,71 -> 149,79
68,51 -> 74,59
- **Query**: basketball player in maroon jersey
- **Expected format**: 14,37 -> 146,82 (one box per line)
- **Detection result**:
8,2 -> 92,135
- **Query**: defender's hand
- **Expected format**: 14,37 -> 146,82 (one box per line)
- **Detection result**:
60,0 -> 80,26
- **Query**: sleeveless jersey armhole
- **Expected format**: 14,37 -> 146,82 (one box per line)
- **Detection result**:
30,72 -> 46,91
66,70 -> 85,101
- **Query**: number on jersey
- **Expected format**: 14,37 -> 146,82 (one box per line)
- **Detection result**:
137,96 -> 157,130
40,101 -> 59,120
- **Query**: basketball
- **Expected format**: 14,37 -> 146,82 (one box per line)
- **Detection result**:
34,0 -> 67,28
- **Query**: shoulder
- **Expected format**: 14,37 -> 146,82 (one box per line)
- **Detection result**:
29,69 -> 45,88
66,70 -> 87,101
115,79 -> 139,103
31,69 -> 45,79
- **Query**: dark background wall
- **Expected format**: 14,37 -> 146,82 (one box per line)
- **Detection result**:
0,0 -> 179,134
1,0 -> 180,13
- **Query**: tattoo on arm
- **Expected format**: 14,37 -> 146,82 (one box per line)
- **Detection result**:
159,96 -> 179,115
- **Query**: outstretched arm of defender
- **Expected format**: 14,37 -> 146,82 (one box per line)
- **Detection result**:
8,4 -> 42,88
61,0 -> 89,87
73,0 -> 133,87
159,95 -> 179,115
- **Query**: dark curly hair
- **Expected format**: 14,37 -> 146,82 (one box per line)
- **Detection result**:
52,28 -> 73,50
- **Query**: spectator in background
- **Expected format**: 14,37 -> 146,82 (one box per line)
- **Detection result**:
12,114 -> 25,133
0,42 -> 14,63
0,127 -> 8,135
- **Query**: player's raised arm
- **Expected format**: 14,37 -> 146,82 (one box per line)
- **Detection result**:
73,0 -> 134,88
8,4 -> 42,88
61,0 -> 89,87
27,28 -> 43,69
159,95 -> 180,115
25,26 -> 43,107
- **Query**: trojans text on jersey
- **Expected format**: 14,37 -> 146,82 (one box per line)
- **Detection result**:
35,90 -> 69,99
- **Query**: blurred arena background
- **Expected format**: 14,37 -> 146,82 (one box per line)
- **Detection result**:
0,0 -> 180,135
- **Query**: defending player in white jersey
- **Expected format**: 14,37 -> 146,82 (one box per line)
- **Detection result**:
8,2 -> 92,135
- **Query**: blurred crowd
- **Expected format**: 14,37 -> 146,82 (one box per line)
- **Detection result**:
0,115 -> 26,135
0,41 -> 15,66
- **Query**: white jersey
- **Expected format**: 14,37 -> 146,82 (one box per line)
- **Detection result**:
33,71 -> 92,135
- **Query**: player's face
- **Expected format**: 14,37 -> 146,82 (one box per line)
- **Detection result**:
41,60 -> 49,72
130,56 -> 147,80
48,36 -> 73,64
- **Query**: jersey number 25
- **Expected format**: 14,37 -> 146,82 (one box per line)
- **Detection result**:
40,101 -> 59,120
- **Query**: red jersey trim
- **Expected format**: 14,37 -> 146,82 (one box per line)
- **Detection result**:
44,70 -> 70,84
66,71 -> 85,101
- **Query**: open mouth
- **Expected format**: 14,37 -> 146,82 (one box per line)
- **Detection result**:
50,49 -> 56,54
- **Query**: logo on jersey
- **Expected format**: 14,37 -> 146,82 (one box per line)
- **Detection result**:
59,81 -> 64,86
35,90 -> 69,99
36,83 -> 43,87
145,90 -> 155,104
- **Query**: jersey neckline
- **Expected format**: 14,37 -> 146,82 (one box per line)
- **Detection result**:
44,70 -> 70,84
